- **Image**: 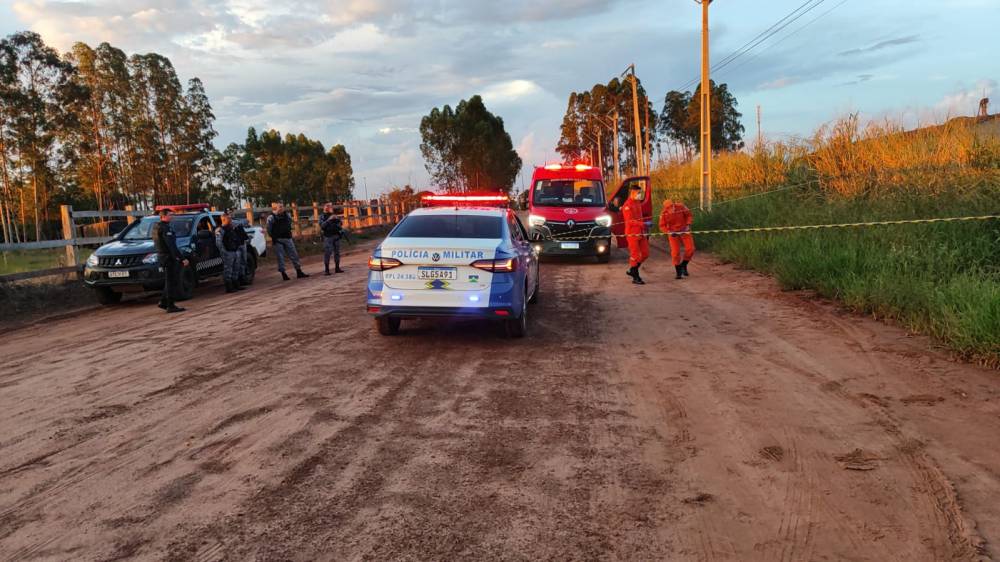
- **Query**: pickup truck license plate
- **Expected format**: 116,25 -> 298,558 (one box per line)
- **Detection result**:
108,270 -> 130,278
560,242 -> 580,250
418,267 -> 457,280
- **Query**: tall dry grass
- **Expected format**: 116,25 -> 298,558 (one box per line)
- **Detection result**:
650,114 -> 1000,202
657,114 -> 1000,366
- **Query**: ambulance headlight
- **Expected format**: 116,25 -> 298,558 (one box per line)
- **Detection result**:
528,214 -> 546,227
595,214 -> 612,227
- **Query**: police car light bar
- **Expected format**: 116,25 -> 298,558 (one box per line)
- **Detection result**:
420,194 -> 509,207
421,194 -> 508,203
154,203 -> 211,212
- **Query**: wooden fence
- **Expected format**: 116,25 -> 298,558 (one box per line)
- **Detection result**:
0,201 -> 410,282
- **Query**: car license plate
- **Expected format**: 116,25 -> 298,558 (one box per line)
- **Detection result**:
560,242 -> 580,250
418,267 -> 457,280
108,270 -> 129,278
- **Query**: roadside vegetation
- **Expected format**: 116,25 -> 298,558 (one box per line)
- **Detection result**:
650,116 -> 1000,366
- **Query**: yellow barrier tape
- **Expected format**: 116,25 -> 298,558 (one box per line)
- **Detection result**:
551,214 -> 1000,241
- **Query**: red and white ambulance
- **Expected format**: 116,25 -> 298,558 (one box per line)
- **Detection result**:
526,164 -> 652,263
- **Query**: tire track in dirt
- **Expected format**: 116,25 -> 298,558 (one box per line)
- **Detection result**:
2,249 -> 1000,560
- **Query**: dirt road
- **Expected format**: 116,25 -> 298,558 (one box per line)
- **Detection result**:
1,242 -> 998,561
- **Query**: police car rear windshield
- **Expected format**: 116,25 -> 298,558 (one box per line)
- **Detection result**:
390,215 -> 502,239
533,180 -> 605,207
121,216 -> 195,240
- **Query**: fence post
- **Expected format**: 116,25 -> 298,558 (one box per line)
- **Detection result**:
341,204 -> 351,231
291,203 -> 300,237
125,205 -> 137,225
60,205 -> 77,266
312,202 -> 320,235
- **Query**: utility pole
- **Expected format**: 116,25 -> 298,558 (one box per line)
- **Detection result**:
757,104 -> 763,149
624,64 -> 645,176
697,0 -> 712,211
596,126 -> 603,176
612,110 -> 620,184
644,102 -> 651,173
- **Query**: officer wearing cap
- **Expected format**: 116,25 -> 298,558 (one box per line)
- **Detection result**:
151,208 -> 188,313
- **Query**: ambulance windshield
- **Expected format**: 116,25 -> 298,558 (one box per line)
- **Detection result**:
533,180 -> 605,207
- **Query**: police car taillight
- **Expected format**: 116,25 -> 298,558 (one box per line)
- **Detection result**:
471,258 -> 517,273
368,256 -> 402,271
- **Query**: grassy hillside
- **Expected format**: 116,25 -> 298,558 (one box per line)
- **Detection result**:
649,116 -> 1000,365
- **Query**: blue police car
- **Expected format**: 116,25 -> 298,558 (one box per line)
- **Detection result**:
367,195 -> 540,337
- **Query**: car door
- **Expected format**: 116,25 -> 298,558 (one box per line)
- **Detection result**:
607,176 -> 651,248
193,213 -> 222,276
508,211 -> 536,295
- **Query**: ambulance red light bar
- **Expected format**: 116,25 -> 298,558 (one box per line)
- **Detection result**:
421,193 -> 509,206
542,163 -> 593,171
154,203 -> 211,212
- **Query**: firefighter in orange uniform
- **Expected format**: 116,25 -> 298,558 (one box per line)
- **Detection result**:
659,198 -> 695,279
622,184 -> 650,285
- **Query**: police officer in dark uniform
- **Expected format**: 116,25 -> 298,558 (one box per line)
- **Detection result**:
215,212 -> 245,293
151,208 -> 188,313
319,202 -> 348,275
266,202 -> 308,281
234,220 -> 250,287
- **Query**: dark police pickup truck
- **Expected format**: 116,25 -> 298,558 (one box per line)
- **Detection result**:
83,205 -> 267,305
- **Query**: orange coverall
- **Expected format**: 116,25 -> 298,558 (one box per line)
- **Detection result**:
659,201 -> 695,266
622,197 -> 649,268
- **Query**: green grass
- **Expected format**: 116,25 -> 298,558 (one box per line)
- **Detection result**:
0,248 -> 94,276
675,185 -> 1000,366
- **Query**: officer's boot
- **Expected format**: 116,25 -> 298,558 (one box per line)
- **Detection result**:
675,265 -> 683,279
681,260 -> 690,277
626,266 -> 637,280
633,266 -> 646,285
335,260 -> 344,273
281,270 -> 291,281
296,268 -> 309,278
324,263 -> 331,276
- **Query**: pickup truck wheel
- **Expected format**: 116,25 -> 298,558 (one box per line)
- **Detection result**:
245,250 -> 258,284
376,316 -> 401,336
95,286 -> 122,306
176,265 -> 196,301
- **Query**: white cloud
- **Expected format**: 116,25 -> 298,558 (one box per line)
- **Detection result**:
482,79 -> 542,102
935,79 -> 996,116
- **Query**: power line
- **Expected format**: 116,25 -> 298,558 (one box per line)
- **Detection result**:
675,0 -> 827,92
719,0 -> 849,81
676,0 -> 820,91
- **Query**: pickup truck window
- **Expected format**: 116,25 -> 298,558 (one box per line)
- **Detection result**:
122,216 -> 195,240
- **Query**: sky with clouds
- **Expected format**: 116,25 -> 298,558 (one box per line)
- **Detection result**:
2,0 -> 998,195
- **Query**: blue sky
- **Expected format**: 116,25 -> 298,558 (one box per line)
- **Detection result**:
3,0 -> 998,194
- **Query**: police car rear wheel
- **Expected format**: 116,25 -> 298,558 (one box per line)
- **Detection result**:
505,293 -> 528,338
528,276 -> 539,304
376,316 -> 401,336
245,251 -> 258,284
